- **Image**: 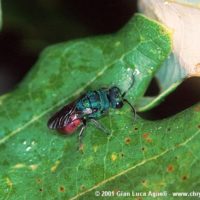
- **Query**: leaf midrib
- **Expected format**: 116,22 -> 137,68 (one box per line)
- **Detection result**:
0,43 -> 142,145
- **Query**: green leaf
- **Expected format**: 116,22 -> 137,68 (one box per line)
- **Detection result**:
0,14 -> 172,199
72,105 -> 200,199
138,53 -> 185,111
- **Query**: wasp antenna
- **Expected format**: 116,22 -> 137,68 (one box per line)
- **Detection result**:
123,99 -> 136,121
122,71 -> 135,97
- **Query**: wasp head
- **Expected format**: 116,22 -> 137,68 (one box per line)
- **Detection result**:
108,87 -> 124,109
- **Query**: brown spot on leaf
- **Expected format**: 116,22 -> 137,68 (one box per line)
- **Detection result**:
182,175 -> 188,181
167,164 -> 174,173
120,152 -> 125,158
134,127 -> 138,131
141,180 -> 148,187
198,125 -> 200,129
39,188 -> 43,192
141,147 -> 145,151
143,133 -> 149,139
125,137 -> 131,144
36,178 -> 42,184
194,105 -> 200,112
143,133 -> 153,143
80,185 -> 86,190
147,138 -> 152,143
175,143 -> 180,147
59,186 -> 65,192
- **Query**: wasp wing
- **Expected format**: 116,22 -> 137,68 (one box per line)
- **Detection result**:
47,103 -> 78,129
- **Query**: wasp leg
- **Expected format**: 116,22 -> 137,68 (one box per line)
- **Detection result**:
90,119 -> 110,135
78,119 -> 87,149
123,99 -> 136,122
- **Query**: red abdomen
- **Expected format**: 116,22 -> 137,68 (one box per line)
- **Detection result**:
59,114 -> 82,134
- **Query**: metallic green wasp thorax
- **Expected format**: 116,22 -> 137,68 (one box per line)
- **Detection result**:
76,89 -> 110,118
76,87 -> 124,119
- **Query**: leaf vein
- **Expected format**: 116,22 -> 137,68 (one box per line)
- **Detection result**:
70,129 -> 200,200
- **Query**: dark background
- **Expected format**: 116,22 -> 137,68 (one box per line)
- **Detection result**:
0,0 -> 200,119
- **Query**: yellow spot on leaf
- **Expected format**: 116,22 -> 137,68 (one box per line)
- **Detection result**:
13,163 -> 39,171
111,153 -> 117,161
6,177 -> 13,188
51,160 -> 61,172
29,164 -> 39,171
13,163 -> 26,169
158,180 -> 166,187
115,41 -> 121,46
93,145 -> 98,153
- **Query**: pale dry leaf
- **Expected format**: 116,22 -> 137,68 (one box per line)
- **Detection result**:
138,0 -> 200,77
